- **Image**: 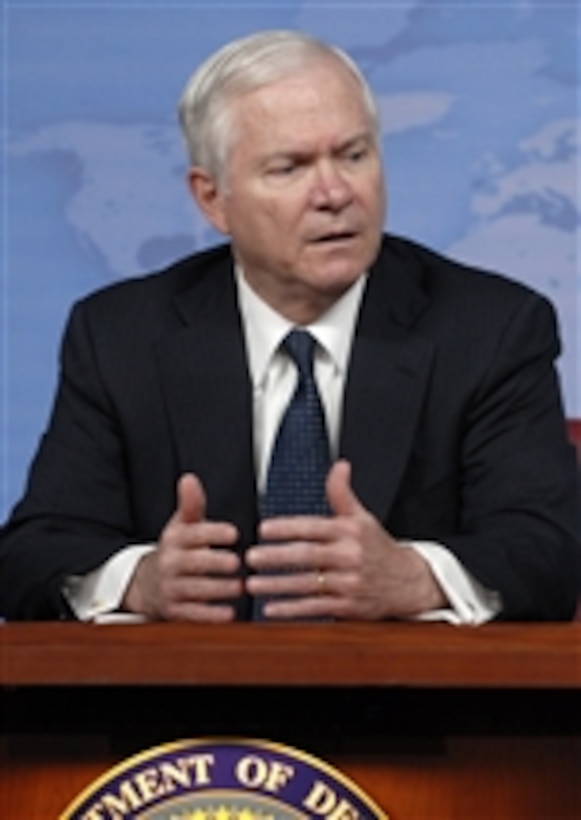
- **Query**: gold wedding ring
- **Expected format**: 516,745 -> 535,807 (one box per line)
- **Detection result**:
316,570 -> 327,595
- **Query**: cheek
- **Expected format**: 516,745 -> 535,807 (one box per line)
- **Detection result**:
257,198 -> 305,236
355,164 -> 385,204
360,186 -> 386,231
374,175 -> 387,214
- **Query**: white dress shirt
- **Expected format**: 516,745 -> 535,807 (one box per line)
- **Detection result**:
65,269 -> 500,624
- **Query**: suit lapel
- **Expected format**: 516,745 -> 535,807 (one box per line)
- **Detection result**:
340,241 -> 435,522
153,257 -> 258,547
152,240 -> 435,538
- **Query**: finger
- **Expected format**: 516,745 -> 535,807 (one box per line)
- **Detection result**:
247,569 -> 334,598
163,600 -> 239,623
246,540 -> 339,572
168,574 -> 244,602
176,473 -> 207,524
178,521 -> 239,549
259,515 -> 337,543
160,521 -> 239,563
326,459 -> 364,517
262,595 -> 349,621
165,544 -> 241,577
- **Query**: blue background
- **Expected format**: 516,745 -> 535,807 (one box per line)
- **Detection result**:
1,0 -> 579,519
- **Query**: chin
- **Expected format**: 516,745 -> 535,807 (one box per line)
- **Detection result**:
316,236 -> 377,271
310,266 -> 363,297
322,251 -> 368,279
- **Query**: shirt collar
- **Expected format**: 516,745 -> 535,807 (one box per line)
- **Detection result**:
235,267 -> 367,389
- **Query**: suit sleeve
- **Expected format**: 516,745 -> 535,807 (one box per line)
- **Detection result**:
443,292 -> 579,620
0,301 -> 140,620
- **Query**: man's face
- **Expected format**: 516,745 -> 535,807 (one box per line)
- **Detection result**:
191,57 -> 386,322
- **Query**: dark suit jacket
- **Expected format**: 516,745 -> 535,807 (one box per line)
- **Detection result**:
1,236 -> 578,620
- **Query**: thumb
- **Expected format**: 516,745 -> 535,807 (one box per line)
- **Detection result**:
175,472 -> 206,524
326,459 -> 364,518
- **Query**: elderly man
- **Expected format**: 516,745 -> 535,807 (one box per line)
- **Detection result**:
0,31 -> 578,622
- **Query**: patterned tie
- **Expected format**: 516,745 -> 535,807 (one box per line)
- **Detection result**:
261,329 -> 331,519
253,329 -> 331,619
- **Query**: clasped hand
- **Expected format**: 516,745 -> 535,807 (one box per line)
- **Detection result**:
123,460 -> 445,621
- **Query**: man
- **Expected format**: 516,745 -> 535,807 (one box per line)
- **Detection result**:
0,31 -> 578,622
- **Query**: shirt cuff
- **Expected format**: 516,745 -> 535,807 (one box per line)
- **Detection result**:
63,544 -> 155,623
405,540 -> 502,624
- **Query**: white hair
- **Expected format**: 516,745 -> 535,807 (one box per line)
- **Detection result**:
178,30 -> 379,182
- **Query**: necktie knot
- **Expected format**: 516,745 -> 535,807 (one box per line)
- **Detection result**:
283,328 -> 316,378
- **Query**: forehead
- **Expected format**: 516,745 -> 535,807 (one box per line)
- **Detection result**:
229,59 -> 373,151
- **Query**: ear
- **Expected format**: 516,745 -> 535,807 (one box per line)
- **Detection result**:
187,167 -> 230,235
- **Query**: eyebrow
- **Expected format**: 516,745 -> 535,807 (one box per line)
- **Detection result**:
261,131 -> 375,164
337,131 -> 375,150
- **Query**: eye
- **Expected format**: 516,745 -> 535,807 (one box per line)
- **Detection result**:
267,161 -> 298,177
345,145 -> 368,163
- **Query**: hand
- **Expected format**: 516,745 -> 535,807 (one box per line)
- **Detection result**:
123,473 -> 243,621
245,460 -> 447,620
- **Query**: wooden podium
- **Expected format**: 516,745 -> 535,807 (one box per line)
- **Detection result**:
1,622 -> 580,818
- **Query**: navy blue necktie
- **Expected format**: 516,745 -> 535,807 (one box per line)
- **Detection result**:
261,329 -> 331,519
253,329 -> 331,619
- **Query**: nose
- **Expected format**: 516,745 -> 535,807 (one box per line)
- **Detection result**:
310,160 -> 353,211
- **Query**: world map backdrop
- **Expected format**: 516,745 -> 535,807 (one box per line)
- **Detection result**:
1,0 -> 579,519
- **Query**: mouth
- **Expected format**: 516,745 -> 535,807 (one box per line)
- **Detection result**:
311,230 -> 358,244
